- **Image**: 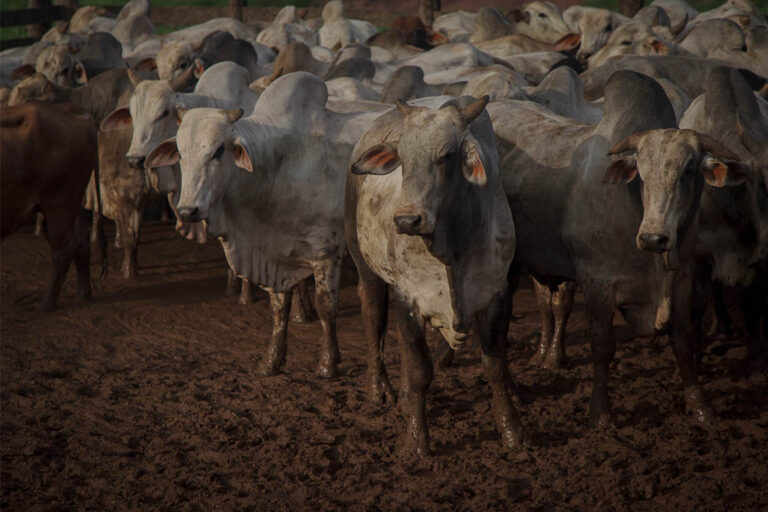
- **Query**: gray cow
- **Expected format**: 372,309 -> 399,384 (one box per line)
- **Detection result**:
346,96 -> 520,455
488,70 -> 749,426
680,67 -> 768,370
145,72 -> 381,378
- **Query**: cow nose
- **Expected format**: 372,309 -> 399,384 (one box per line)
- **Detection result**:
126,155 -> 145,169
177,206 -> 201,223
394,214 -> 423,235
638,233 -> 670,253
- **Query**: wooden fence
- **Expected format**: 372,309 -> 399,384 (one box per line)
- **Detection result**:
0,0 -> 75,50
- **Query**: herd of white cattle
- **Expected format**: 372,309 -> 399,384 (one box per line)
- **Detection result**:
1,0 -> 766,455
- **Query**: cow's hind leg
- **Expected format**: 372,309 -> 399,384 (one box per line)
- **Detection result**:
225,268 -> 239,297
72,208 -> 93,301
40,213 -> 79,312
530,277 -> 554,366
291,278 -> 318,323
394,292 -> 432,456
257,290 -> 293,376
313,256 -> 342,379
479,292 -> 524,450
544,281 -> 575,368
119,208 -> 142,278
239,278 -> 254,305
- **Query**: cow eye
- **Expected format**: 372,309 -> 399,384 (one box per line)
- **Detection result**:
212,144 -> 225,160
179,61 -> 188,69
621,40 -> 632,46
538,12 -> 547,18
161,110 -> 169,118
605,24 -> 612,32
60,67 -> 69,75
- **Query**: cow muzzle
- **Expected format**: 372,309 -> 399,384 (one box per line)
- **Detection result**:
126,155 -> 146,169
394,210 -> 434,236
637,232 -> 671,253
177,206 -> 202,223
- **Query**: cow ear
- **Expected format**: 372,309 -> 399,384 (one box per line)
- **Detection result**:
507,8 -> 525,22
700,156 -> 749,187
133,57 -> 157,73
100,108 -> 132,131
648,39 -> 669,54
11,64 -> 35,80
146,138 -> 179,168
193,58 -> 205,78
352,143 -> 400,175
553,32 -> 581,52
461,138 -> 487,186
232,139 -> 254,172
603,156 -> 638,184
74,61 -> 88,84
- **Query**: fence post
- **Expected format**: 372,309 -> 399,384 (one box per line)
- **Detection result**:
27,0 -> 50,39
229,0 -> 243,21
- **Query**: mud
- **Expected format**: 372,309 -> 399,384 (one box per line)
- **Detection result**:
2,221 -> 767,511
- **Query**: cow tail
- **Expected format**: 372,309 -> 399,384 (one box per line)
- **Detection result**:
93,151 -> 108,279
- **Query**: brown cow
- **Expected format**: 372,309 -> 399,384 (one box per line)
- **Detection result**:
1,102 -> 102,311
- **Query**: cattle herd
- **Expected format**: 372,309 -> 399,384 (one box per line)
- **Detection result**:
0,0 -> 766,458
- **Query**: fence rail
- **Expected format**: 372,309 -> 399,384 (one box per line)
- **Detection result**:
1,0 -> 71,50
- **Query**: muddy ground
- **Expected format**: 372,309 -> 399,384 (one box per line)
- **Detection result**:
1,220 -> 767,511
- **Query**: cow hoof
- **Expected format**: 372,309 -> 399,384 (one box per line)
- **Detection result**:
317,363 -> 339,379
238,294 -> 254,306
76,289 -> 92,302
542,354 -> 567,369
122,268 -> 136,279
694,406 -> 716,426
403,437 -> 431,457
224,285 -> 238,297
367,370 -> 395,405
529,348 -> 547,367
291,310 -> 316,323
256,361 -> 281,377
589,411 -> 613,429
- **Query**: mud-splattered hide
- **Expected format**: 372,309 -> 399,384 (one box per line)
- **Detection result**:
350,97 -> 515,348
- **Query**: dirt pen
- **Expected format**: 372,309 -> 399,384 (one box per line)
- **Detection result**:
2,216 -> 767,510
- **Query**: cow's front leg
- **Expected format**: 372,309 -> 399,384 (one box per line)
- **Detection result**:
119,208 -> 141,278
544,281 -> 575,368
312,257 -> 342,378
357,268 -> 394,404
479,292 -> 523,450
671,272 -> 715,424
239,278 -> 254,305
584,287 -> 616,428
530,277 -> 554,366
257,290 -> 292,376
224,268 -> 239,297
394,293 -> 431,456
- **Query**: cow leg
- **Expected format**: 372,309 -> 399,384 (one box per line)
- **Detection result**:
313,258 -> 342,379
40,214 -> 80,312
670,272 -> 715,425
239,278 -> 254,305
33,212 -> 45,236
479,292 -> 523,450
257,290 -> 293,376
119,209 -> 141,278
709,282 -> 733,338
741,274 -> 767,374
394,292 -> 432,456
358,270 -> 395,404
72,209 -> 92,302
291,278 -> 318,323
544,281 -> 576,368
584,288 -> 616,427
224,268 -> 239,297
434,337 -> 454,368
530,278 -> 554,366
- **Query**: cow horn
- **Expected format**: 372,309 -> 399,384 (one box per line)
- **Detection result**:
458,95 -> 490,128
670,13 -> 688,35
607,133 -> 643,155
697,133 -> 740,161
225,108 -> 243,122
169,65 -> 196,92
176,105 -> 188,121
396,99 -> 416,117
126,68 -> 142,88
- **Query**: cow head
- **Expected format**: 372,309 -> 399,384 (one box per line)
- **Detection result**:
352,96 -> 491,262
34,45 -> 87,87
155,40 -> 196,81
575,9 -> 619,65
510,1 -> 572,45
588,22 -> 669,68
7,73 -> 57,106
604,129 -> 749,253
101,70 -> 192,170
145,107 -> 247,227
